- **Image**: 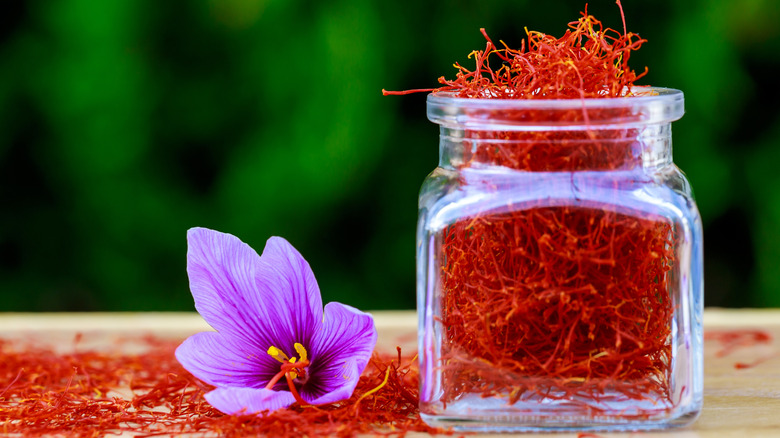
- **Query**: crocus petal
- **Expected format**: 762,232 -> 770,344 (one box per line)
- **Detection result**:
175,331 -> 280,388
205,387 -> 296,415
186,227 -> 273,345
305,358 -> 362,405
186,228 -> 322,352
301,302 -> 377,403
252,236 -> 324,351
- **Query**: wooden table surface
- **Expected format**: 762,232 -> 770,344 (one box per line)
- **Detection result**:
1,309 -> 779,437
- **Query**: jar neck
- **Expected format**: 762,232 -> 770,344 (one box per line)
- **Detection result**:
439,124 -> 673,171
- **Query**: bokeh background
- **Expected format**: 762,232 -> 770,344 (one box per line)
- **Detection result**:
1,0 -> 779,311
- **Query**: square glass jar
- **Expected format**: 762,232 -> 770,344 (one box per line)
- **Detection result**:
416,88 -> 703,432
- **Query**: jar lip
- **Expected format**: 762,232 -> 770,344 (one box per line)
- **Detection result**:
427,86 -> 684,128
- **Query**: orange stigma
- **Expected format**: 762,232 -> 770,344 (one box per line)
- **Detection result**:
265,343 -> 310,406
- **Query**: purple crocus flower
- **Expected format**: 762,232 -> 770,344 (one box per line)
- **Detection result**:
176,227 -> 377,414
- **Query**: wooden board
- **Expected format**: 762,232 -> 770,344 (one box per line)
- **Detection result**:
1,309 -> 778,437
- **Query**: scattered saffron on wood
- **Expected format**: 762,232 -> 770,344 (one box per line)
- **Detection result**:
0,337 -> 446,437
704,329 -> 772,358
704,329 -> 777,370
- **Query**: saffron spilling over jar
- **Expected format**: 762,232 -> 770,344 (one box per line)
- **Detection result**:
416,89 -> 703,431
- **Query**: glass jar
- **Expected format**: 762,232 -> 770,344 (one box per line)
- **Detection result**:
416,88 -> 703,432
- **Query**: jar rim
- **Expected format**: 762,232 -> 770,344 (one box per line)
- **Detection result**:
427,86 -> 684,128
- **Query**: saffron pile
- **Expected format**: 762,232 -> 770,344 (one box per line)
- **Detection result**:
440,207 -> 674,406
384,3 -> 645,99
391,3 -> 679,413
0,336 -> 442,437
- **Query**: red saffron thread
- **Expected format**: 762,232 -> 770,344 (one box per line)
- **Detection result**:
383,1 -> 646,99
0,336 -> 445,437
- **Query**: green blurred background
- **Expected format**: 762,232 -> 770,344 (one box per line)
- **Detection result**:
1,0 -> 779,311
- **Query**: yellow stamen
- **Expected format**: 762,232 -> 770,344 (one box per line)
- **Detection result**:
267,346 -> 289,363
294,343 -> 308,362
